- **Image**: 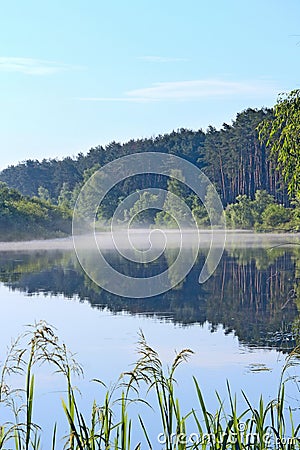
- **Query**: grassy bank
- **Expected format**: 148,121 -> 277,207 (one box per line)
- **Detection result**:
0,322 -> 299,449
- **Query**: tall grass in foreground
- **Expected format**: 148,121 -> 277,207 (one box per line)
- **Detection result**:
0,322 -> 299,449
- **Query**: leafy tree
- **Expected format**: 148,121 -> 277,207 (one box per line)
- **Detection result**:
290,199 -> 300,231
58,183 -> 74,209
155,170 -> 194,228
252,190 -> 275,216
75,168 -> 105,221
251,190 -> 275,226
261,204 -> 292,228
126,191 -> 161,226
0,183 -> 71,240
156,193 -> 194,227
191,202 -> 209,226
165,169 -> 194,207
204,184 -> 223,226
258,89 -> 300,199
225,190 -> 296,230
226,195 -> 255,229
38,186 -> 51,203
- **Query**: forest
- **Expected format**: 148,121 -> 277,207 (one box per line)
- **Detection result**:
0,92 -> 299,238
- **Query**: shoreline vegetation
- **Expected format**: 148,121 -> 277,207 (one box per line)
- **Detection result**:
0,93 -> 300,241
0,182 -> 72,242
0,179 -> 299,243
0,322 -> 299,449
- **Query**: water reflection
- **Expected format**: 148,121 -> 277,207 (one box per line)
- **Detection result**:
0,245 -> 299,350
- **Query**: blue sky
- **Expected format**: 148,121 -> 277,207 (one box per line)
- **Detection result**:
0,0 -> 299,169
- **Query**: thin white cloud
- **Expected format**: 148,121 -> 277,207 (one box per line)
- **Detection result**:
80,79 -> 279,103
78,96 -> 152,103
0,57 -> 79,75
127,79 -> 277,100
139,56 -> 189,63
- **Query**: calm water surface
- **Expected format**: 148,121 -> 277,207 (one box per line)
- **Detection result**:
0,232 -> 299,445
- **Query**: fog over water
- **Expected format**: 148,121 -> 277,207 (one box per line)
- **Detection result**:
0,230 -> 299,251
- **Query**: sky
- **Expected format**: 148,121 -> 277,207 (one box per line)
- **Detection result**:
0,0 -> 300,169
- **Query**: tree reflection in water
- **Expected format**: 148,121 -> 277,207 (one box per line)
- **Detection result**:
0,245 -> 299,351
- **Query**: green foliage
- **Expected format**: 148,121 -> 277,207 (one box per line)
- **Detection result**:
0,183 -> 72,241
157,194 -> 192,228
126,331 -> 194,450
154,171 -> 195,228
226,195 -> 256,229
191,203 -> 209,227
0,102 -> 298,232
73,166 -> 108,223
37,186 -> 51,203
58,182 -> 73,209
76,164 -> 119,222
261,204 -> 292,228
291,203 -> 300,231
252,190 -> 275,216
202,109 -> 287,205
258,90 -> 300,199
204,184 -> 223,226
225,190 -> 297,231
0,325 -> 299,449
0,109 -> 289,213
166,170 -> 192,205
154,210 -> 176,228
126,191 -> 161,226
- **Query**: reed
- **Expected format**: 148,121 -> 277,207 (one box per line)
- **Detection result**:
0,322 -> 299,449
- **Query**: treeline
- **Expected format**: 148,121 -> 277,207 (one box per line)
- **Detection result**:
0,182 -> 71,240
0,107 -> 290,212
